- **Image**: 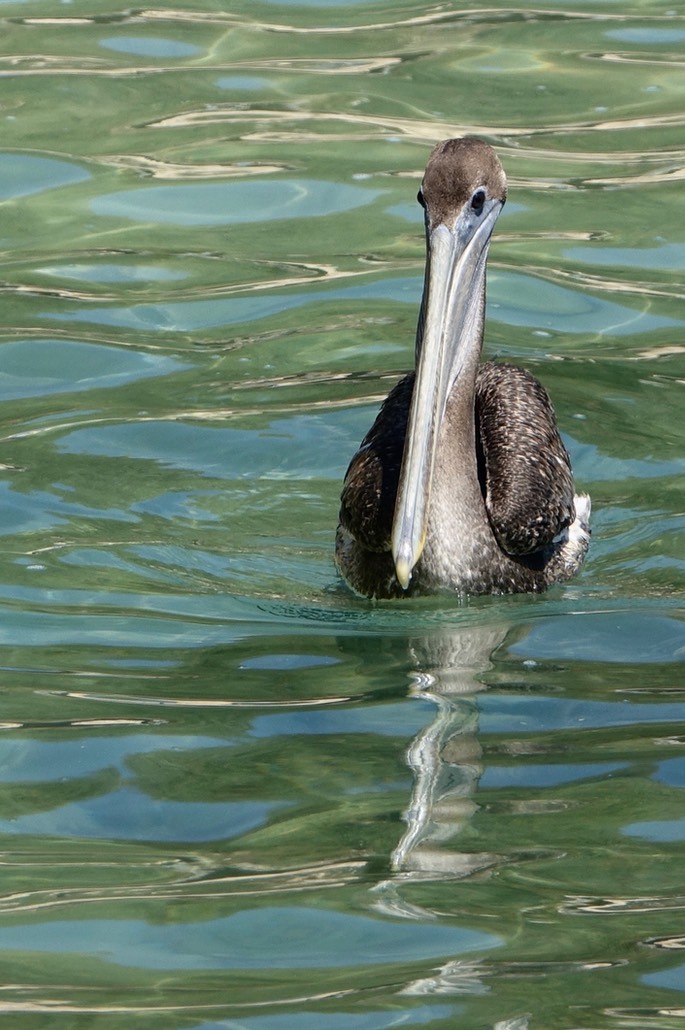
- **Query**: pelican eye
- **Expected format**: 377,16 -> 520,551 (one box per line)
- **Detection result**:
471,189 -> 486,215
416,188 -> 426,209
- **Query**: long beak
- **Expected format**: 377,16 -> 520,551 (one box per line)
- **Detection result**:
391,201 -> 502,590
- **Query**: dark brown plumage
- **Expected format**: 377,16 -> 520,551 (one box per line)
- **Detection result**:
475,362 -> 575,557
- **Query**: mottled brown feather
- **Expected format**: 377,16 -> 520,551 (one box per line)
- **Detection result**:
338,375 -> 412,552
475,362 -> 575,555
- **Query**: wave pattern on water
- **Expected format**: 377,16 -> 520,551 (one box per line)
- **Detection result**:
0,0 -> 683,1025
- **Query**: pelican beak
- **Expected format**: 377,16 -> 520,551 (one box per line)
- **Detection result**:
391,198 -> 503,590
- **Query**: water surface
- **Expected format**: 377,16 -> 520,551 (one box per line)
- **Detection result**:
0,0 -> 683,1026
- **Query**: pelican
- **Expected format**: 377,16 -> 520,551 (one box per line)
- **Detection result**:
335,137 -> 590,599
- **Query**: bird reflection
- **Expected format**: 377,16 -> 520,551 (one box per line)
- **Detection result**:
372,620 -> 509,919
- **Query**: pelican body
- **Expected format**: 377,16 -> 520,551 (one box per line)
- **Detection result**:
336,138 -> 590,599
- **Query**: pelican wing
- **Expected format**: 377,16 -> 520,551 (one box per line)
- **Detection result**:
475,361 -> 576,556
338,374 -> 413,553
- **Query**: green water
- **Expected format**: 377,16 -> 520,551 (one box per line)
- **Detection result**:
0,0 -> 684,1026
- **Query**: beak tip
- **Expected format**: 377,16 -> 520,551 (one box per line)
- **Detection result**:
393,549 -> 414,592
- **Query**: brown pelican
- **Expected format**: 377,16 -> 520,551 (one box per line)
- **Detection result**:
336,138 -> 590,599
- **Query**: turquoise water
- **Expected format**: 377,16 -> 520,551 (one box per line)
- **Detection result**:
0,0 -> 684,1026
